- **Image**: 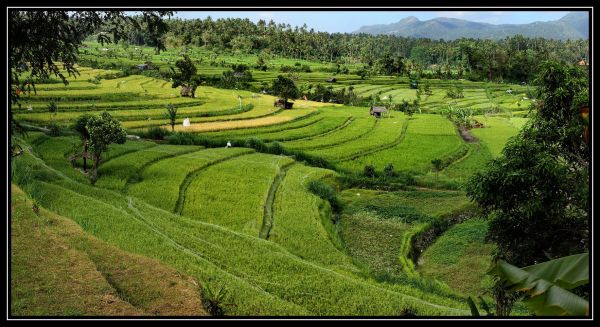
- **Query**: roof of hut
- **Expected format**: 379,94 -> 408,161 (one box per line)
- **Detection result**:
370,106 -> 388,113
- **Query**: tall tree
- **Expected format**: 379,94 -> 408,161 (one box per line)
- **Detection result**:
465,61 -> 589,315
72,114 -> 93,172
86,112 -> 127,181
166,104 -> 177,131
271,75 -> 299,105
171,54 -> 199,97
9,10 -> 171,154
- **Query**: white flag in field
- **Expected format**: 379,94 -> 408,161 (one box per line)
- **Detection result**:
183,118 -> 190,127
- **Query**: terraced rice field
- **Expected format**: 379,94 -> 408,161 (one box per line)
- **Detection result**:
181,153 -> 295,236
335,114 -> 463,174
13,67 -> 335,133
128,147 -> 254,212
13,60 -> 530,316
95,144 -> 201,190
17,134 -> 473,315
418,218 -> 495,295
471,115 -> 524,157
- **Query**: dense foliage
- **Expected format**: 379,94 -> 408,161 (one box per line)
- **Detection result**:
85,111 -> 127,179
466,61 -> 589,314
160,17 -> 588,83
271,75 -> 299,103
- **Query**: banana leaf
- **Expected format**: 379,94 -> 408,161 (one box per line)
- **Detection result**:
521,253 -> 588,290
489,253 -> 589,316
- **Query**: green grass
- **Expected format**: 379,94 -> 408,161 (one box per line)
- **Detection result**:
10,185 -> 206,316
269,164 -> 356,272
306,114 -> 406,162
338,188 -> 470,277
335,114 -> 463,174
14,138 -> 471,316
441,142 -> 494,183
181,153 -> 295,236
95,144 -> 202,191
471,116 -> 521,157
127,147 -> 254,212
418,218 -> 495,296
283,116 -> 377,150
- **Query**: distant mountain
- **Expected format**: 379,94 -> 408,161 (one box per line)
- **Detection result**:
354,12 -> 589,40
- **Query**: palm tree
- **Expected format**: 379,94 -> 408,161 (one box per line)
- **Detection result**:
166,104 -> 177,132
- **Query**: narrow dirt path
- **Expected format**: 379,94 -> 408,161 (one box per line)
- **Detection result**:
259,162 -> 295,240
458,126 -> 478,143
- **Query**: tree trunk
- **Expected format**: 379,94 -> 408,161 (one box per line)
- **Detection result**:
83,141 -> 88,172
493,285 -> 515,316
93,153 -> 101,175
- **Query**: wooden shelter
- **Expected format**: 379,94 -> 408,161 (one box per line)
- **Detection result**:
180,86 -> 194,97
274,98 -> 293,109
137,61 -> 154,71
370,106 -> 389,118
327,77 -> 337,83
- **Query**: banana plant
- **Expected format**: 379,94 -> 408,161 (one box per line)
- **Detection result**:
489,253 -> 589,316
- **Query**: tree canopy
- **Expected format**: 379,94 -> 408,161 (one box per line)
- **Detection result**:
466,61 -> 589,314
86,112 -> 127,178
271,75 -> 299,103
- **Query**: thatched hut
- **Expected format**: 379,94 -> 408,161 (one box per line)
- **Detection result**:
274,98 -> 294,109
370,106 -> 388,118
181,86 -> 194,97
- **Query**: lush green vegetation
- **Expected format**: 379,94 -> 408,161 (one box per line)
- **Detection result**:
11,185 -> 207,316
419,219 -> 495,296
182,153 -> 294,236
13,140 -> 475,315
12,11 -> 588,317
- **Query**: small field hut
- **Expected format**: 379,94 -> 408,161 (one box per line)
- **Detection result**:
370,106 -> 389,118
181,86 -> 194,97
274,98 -> 294,109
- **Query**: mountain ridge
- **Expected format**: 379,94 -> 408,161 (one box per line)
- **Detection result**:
354,12 -> 589,40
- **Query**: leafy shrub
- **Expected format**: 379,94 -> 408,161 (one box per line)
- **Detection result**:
440,106 -> 475,128
47,101 -> 58,115
383,163 -> 396,178
399,307 -> 418,317
98,71 -> 128,80
141,69 -> 162,79
336,172 -> 415,191
431,158 -> 444,172
200,284 -> 228,316
363,164 -> 376,178
244,137 -> 267,152
145,126 -> 170,140
308,180 -> 342,212
88,76 -> 102,84
446,85 -> 464,99
267,141 -> 284,155
46,123 -> 61,137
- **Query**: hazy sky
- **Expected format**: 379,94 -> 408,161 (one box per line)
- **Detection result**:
171,11 -> 573,33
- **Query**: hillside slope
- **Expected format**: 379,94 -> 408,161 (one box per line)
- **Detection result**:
10,185 -> 208,316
